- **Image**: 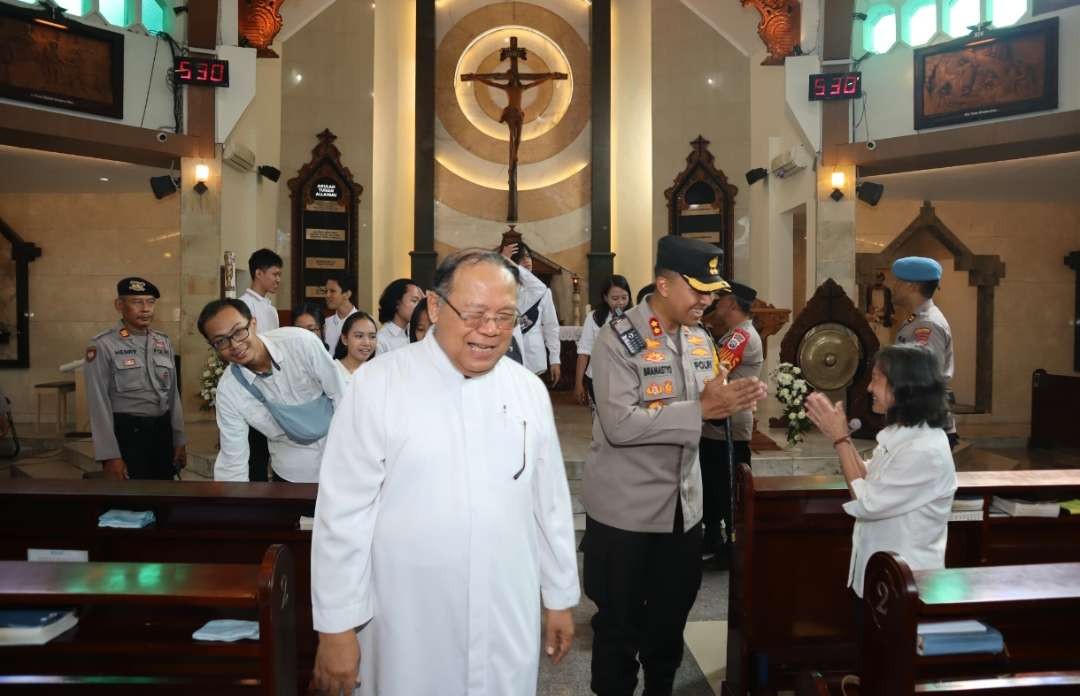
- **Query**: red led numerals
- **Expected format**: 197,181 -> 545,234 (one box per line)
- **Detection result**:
175,59 -> 192,81
843,75 -> 859,95
813,76 -> 827,98
210,62 -> 225,83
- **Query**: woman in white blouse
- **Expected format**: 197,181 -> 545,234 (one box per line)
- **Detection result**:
333,311 -> 378,382
806,344 -> 957,601
574,275 -> 632,405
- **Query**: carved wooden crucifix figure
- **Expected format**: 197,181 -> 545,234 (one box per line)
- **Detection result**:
460,37 -> 568,223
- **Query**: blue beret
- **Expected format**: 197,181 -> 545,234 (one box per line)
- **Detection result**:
892,256 -> 942,282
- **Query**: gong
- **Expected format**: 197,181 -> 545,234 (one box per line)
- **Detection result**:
797,323 -> 861,392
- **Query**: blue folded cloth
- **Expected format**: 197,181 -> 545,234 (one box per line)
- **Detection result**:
192,620 -> 260,642
97,509 -> 156,528
917,621 -> 1004,656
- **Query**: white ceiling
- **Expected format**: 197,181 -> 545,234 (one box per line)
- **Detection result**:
863,151 -> 1080,203
0,145 -> 171,194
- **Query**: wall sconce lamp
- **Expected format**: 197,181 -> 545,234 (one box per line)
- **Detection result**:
830,171 -> 845,201
193,164 -> 210,194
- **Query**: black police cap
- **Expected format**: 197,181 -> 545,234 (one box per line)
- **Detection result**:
656,235 -> 730,293
117,277 -> 160,298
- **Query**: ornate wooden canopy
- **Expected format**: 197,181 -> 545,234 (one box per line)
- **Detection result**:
664,136 -> 738,279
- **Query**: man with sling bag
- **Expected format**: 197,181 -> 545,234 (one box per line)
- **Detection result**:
198,299 -> 346,483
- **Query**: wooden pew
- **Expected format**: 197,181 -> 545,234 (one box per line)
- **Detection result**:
0,545 -> 295,695
724,466 -> 1080,696
863,552 -> 1080,696
0,480 -> 317,690
797,670 -> 1080,695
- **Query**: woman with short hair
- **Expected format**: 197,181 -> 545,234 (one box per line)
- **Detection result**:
806,344 -> 957,600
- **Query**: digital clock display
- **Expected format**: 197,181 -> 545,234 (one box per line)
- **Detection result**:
173,57 -> 229,87
808,72 -> 861,101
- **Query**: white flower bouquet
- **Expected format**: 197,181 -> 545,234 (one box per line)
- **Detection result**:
770,362 -> 812,447
199,350 -> 226,411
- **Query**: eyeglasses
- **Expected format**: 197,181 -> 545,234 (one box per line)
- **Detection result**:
434,291 -> 519,331
208,322 -> 251,351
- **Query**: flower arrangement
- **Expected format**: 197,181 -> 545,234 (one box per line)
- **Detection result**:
199,350 -> 226,411
771,362 -> 812,447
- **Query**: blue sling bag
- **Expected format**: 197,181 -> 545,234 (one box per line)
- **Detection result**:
231,364 -> 334,445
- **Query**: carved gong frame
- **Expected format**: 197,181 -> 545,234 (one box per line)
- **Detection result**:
664,136 -> 737,280
856,201 -> 1005,414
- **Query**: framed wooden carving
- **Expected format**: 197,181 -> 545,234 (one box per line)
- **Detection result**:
914,17 -> 1058,130
237,0 -> 285,58
741,0 -> 801,66
0,2 -> 124,118
664,136 -> 737,280
0,217 -> 42,369
287,130 -> 362,310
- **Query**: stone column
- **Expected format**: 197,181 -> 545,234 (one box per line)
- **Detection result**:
816,163 -> 856,297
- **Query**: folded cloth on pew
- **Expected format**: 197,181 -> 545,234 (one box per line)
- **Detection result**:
0,609 -> 78,646
916,620 -> 1004,656
97,509 -> 156,528
192,619 -> 260,642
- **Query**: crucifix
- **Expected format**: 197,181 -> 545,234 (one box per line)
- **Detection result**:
460,37 -> 568,225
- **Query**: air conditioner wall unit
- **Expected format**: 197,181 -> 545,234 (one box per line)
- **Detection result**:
769,144 -> 812,179
224,143 -> 256,172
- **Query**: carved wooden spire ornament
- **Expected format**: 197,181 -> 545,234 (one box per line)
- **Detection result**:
238,0 -> 285,58
741,0 -> 800,65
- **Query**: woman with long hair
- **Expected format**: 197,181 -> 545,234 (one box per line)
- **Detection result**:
574,275 -> 632,406
409,298 -> 432,343
333,311 -> 378,382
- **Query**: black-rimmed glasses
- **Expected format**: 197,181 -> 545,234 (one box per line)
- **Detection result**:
208,322 -> 251,351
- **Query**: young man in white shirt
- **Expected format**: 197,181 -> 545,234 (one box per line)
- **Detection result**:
503,242 -> 561,385
240,249 -> 282,334
198,299 -> 346,483
375,278 -> 424,354
323,276 -> 358,356
239,249 -> 282,482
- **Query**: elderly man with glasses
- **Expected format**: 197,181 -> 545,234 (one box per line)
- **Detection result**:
311,248 -> 579,696
197,298 -> 345,483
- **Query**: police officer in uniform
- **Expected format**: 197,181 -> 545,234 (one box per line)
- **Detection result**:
700,281 -> 763,568
85,278 -> 186,480
583,236 -> 768,696
890,256 -> 958,448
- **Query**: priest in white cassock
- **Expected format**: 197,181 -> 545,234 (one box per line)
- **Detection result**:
311,248 -> 580,696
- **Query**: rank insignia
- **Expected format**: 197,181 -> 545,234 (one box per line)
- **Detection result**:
123,358 -> 137,367
648,317 -> 663,337
663,381 -> 674,395
119,328 -> 130,338
642,351 -> 667,363
708,256 -> 719,275
645,339 -> 661,349
645,382 -> 663,398
690,347 -> 709,357
85,347 -> 96,363
913,327 -> 932,345
687,335 -> 704,345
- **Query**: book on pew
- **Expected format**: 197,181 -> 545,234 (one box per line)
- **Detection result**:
952,496 -> 984,512
0,609 -> 78,646
299,515 -> 314,531
1061,499 -> 1080,515
990,496 -> 1060,518
916,620 -> 1004,656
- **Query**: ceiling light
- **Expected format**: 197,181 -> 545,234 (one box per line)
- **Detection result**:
99,177 -> 109,182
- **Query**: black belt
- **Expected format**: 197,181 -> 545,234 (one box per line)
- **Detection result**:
113,412 -> 170,425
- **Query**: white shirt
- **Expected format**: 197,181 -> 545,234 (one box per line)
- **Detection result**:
521,289 -> 560,375
843,423 -> 957,597
213,327 -> 346,483
376,321 -> 409,354
311,330 -> 580,695
334,359 -> 356,385
576,314 -> 603,379
323,307 -> 358,358
240,288 -> 279,334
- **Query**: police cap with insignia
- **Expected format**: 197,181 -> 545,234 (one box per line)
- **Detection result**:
892,256 -> 942,282
726,281 -> 757,304
656,235 -> 731,293
117,277 -> 160,298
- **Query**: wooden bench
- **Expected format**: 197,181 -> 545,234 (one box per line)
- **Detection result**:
724,466 -> 1080,695
863,553 -> 1080,695
0,545 -> 295,695
0,480 -> 317,691
799,670 -> 1080,695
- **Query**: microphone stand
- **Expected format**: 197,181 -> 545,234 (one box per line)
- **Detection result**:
703,326 -> 737,545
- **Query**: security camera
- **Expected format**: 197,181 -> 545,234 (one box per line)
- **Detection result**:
865,140 -> 877,151
156,131 -> 169,143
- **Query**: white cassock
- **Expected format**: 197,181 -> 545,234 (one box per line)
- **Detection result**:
311,329 -> 580,695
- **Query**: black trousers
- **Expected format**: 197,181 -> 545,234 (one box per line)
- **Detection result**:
699,437 -> 751,555
112,412 -> 175,480
583,511 -> 703,696
248,428 -> 270,482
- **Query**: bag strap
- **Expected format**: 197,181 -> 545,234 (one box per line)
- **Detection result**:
519,297 -> 544,334
230,363 -> 267,404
